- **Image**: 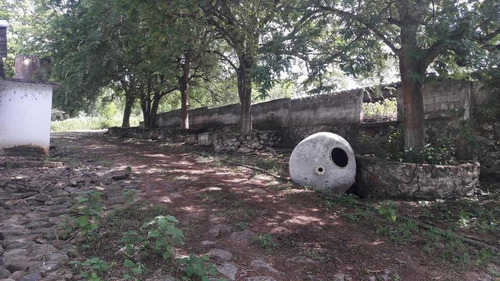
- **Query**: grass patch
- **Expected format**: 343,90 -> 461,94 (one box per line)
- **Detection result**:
51,115 -> 141,132
252,233 -> 277,253
51,116 -> 106,132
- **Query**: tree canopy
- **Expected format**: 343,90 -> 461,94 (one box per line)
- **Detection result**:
1,0 -> 498,156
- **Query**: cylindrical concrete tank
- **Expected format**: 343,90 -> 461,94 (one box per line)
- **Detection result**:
289,132 -> 356,193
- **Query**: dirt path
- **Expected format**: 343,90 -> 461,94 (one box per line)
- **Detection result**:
1,131 -> 497,281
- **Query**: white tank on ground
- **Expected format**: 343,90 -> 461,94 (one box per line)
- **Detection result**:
289,132 -> 356,193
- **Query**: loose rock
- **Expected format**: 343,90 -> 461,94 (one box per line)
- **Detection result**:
217,262 -> 238,280
250,260 -> 279,274
207,249 -> 233,261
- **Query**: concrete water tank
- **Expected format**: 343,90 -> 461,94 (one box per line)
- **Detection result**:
0,79 -> 54,155
289,132 -> 356,193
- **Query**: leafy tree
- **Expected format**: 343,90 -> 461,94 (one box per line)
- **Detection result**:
129,0 -> 219,130
0,0 -> 54,77
313,0 -> 500,161
203,0 -> 295,133
48,0 -> 177,128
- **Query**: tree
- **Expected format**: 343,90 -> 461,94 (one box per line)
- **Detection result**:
314,0 -> 500,161
48,0 -> 130,116
49,0 -> 176,128
130,0 -> 218,130
203,0 -> 292,134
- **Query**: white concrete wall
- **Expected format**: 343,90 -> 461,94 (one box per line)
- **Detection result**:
0,80 -> 53,155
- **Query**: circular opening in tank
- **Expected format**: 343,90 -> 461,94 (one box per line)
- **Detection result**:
331,147 -> 348,167
318,167 -> 324,172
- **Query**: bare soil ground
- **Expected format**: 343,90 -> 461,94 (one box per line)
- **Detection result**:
3,131 -> 498,281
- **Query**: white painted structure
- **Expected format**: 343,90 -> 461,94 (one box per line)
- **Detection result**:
289,132 -> 356,194
0,79 -> 54,155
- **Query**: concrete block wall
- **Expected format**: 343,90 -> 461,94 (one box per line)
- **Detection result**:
156,90 -> 363,130
155,80 -> 483,131
422,80 -> 475,119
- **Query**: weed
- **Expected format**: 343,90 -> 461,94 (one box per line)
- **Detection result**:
196,191 -> 226,203
327,194 -> 359,207
421,139 -> 456,165
300,248 -> 329,261
122,189 -> 138,204
56,190 -> 104,246
222,201 -> 256,221
141,215 -> 185,259
75,191 -> 103,241
71,257 -> 109,281
422,227 -> 498,265
236,222 -> 249,230
179,254 -> 218,281
377,220 -> 418,244
342,207 -> 366,222
252,233 -> 277,253
123,259 -> 145,281
378,200 -> 398,222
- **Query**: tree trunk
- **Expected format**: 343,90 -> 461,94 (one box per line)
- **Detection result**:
140,96 -> 152,129
237,53 -> 254,134
121,93 -> 135,128
150,92 -> 161,128
399,21 -> 425,162
179,56 -> 191,130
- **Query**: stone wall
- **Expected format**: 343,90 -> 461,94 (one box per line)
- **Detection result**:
356,155 -> 480,199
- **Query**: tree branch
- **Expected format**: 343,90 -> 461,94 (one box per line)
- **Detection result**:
207,50 -> 239,71
315,3 -> 400,54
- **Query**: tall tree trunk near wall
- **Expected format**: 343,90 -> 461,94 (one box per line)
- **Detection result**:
399,22 -> 425,162
140,97 -> 152,129
237,54 -> 254,134
121,94 -> 135,128
179,57 -> 191,130
150,92 -> 161,128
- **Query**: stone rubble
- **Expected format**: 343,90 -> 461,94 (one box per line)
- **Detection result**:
0,156 -> 139,281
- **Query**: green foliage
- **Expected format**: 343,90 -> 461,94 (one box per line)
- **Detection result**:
376,220 -> 419,244
98,101 -> 120,128
251,233 -> 277,253
387,126 -> 402,148
342,207 -> 367,222
75,191 -> 104,241
50,112 -> 141,132
421,140 -> 456,165
378,200 -> 398,222
56,191 -> 106,244
122,189 -> 138,204
362,98 -> 397,119
123,258 -> 144,281
141,215 -> 185,259
71,257 -> 109,281
178,254 -> 218,281
51,116 -> 105,132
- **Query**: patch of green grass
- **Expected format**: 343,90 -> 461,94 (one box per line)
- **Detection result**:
51,116 -> 106,132
222,201 -> 256,221
422,227 -> 499,266
51,114 -> 141,132
235,222 -> 249,231
341,207 -> 368,222
419,199 -> 500,235
252,233 -> 277,253
376,220 -> 419,244
195,191 -> 227,203
300,248 -> 330,261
